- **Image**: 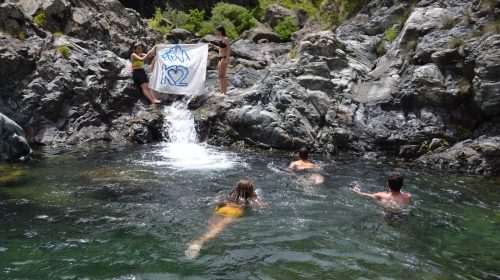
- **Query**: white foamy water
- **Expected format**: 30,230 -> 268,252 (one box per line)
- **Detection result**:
137,99 -> 241,170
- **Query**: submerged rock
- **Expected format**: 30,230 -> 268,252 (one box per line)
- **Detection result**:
0,113 -> 31,161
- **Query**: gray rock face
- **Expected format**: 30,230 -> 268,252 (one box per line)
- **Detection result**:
190,0 -> 500,175
417,136 -> 500,175
0,113 -> 31,161
0,0 -> 165,147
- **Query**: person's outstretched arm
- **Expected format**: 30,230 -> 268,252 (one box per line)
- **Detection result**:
350,186 -> 383,200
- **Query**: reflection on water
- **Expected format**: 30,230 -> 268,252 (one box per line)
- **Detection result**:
0,144 -> 499,279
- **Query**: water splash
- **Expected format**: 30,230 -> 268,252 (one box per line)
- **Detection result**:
138,98 -> 241,170
163,100 -> 198,143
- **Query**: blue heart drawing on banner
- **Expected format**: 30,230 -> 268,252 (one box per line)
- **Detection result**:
161,65 -> 189,86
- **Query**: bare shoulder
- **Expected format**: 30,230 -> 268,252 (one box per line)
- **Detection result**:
373,192 -> 389,199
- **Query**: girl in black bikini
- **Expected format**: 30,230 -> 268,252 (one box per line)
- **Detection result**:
208,26 -> 231,95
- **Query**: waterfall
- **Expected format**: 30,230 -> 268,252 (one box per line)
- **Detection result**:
163,99 -> 198,143
143,97 -> 241,171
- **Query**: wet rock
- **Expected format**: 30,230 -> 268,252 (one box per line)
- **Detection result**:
0,113 -> 31,160
417,136 -> 500,175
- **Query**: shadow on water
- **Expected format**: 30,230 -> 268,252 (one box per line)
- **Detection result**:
1,102 -> 499,279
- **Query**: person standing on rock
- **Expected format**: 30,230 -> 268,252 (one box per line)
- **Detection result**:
130,42 -> 161,104
208,26 -> 231,96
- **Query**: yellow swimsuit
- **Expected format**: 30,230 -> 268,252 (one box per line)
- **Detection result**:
215,203 -> 244,218
132,60 -> 144,69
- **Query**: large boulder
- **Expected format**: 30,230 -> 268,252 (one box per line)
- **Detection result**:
417,136 -> 500,175
0,113 -> 31,161
263,4 -> 305,28
240,25 -> 280,43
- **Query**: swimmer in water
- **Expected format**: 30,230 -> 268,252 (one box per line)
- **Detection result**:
185,179 -> 266,259
287,147 -> 324,185
288,146 -> 319,171
350,172 -> 412,211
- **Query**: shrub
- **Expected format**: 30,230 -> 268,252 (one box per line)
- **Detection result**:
462,10 -> 472,25
53,31 -> 63,38
147,8 -> 172,37
33,10 -> 46,26
481,0 -> 497,11
441,16 -> 455,29
162,6 -> 190,27
211,3 -> 256,35
182,9 -> 205,34
56,45 -> 69,59
288,47 -> 297,59
375,41 -> 386,57
18,31 -> 25,41
449,36 -> 465,48
0,29 -> 12,37
319,11 -> 340,29
385,26 -> 398,43
274,16 -> 299,41
484,18 -> 500,33
458,79 -> 471,95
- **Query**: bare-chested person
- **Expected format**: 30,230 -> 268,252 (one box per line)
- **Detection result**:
288,147 -> 324,185
350,172 -> 412,211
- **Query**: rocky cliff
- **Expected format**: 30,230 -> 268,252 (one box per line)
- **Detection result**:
0,0 -> 498,175
118,0 -> 259,17
190,0 -> 500,175
0,0 -> 165,159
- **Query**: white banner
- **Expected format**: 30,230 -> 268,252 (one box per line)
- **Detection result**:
149,44 -> 208,95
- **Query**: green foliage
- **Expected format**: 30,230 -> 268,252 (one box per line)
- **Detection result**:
480,0 -> 497,11
274,16 -> 299,41
0,29 -> 13,37
375,41 -> 386,57
56,44 -> 69,59
385,26 -> 399,43
441,16 -> 455,29
18,31 -> 25,41
458,79 -> 472,95
318,11 -> 340,29
162,6 -> 190,27
288,47 -> 297,59
147,8 -> 172,37
53,31 -> 63,38
33,10 -> 46,26
257,0 -> 319,17
211,3 -> 257,35
484,18 -> 500,33
182,9 -> 205,33
462,10 -> 473,25
449,36 -> 465,48
336,0 -> 368,22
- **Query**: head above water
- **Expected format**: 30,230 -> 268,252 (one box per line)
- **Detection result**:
298,146 -> 310,160
387,172 -> 404,192
215,25 -> 227,37
234,179 -> 254,201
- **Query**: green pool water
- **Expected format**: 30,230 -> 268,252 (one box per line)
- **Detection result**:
0,143 -> 499,279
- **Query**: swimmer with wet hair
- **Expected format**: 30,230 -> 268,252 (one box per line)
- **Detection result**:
185,179 -> 266,259
287,147 -> 324,185
350,172 -> 412,208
